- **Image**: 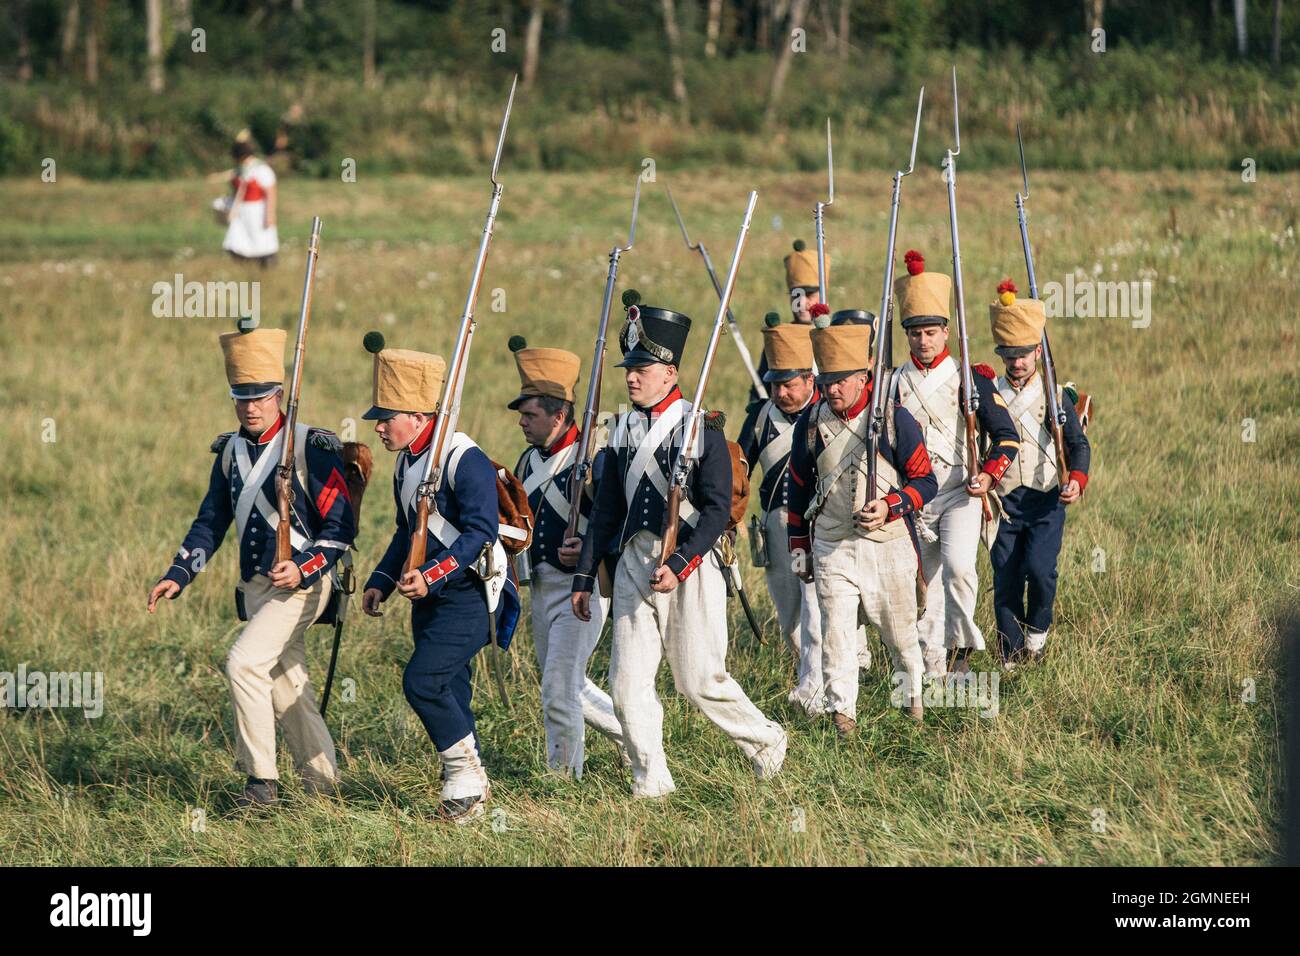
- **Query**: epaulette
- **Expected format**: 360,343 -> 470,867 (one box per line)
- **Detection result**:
307,428 -> 343,453
703,409 -> 727,431
745,397 -> 765,416
973,363 -> 996,380
210,432 -> 236,454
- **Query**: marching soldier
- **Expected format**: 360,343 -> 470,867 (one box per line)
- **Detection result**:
737,312 -> 826,713
507,336 -> 625,777
986,282 -> 1091,664
887,251 -> 1020,675
786,313 -> 937,737
146,327 -> 356,807
570,296 -> 787,798
358,338 -> 520,823
751,240 -> 827,399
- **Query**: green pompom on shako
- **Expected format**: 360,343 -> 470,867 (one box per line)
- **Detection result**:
508,334 -> 527,352
363,330 -> 386,354
764,311 -> 781,328
792,239 -> 806,252
621,289 -> 641,308
236,315 -> 259,334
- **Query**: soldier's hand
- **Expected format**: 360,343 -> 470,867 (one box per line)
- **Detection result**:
791,549 -> 814,584
558,536 -> 583,569
147,579 -> 180,613
361,588 -> 385,617
1059,479 -> 1082,505
397,569 -> 429,601
855,499 -> 889,533
967,473 -> 994,497
269,560 -> 302,590
650,565 -> 680,594
571,591 -> 592,622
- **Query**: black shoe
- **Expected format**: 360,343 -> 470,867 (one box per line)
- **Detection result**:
235,776 -> 279,809
435,794 -> 485,824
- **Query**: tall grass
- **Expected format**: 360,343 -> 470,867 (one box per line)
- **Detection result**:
0,166 -> 1294,864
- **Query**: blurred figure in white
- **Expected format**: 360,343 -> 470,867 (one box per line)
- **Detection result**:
214,130 -> 279,268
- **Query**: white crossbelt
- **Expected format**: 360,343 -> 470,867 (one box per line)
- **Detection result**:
521,443 -> 585,533
1000,374 -> 1055,460
398,432 -> 510,611
806,406 -> 870,520
231,423 -> 311,551
755,402 -> 795,476
893,359 -> 962,464
614,399 -> 698,527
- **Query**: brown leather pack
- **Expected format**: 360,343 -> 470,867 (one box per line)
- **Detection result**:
492,459 -> 534,555
725,440 -> 751,532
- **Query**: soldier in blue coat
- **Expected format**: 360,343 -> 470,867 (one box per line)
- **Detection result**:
569,293 -> 787,799
507,335 -> 625,778
147,327 -> 356,808
985,283 -> 1091,665
358,336 -> 519,823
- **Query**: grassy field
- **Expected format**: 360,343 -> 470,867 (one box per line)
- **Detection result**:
1,165 -> 1296,865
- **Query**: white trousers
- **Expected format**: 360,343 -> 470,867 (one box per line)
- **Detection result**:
917,490 -> 987,672
768,507 -> 870,715
813,533 -> 924,721
226,574 -> 337,786
530,562 -> 624,777
610,532 -> 786,798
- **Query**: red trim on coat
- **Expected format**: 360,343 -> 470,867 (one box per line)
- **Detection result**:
911,347 -> 951,370
1069,469 -> 1089,492
407,418 -> 436,456
547,423 -> 580,456
422,555 -> 459,587
643,386 -> 684,416
254,413 -> 285,445
316,468 -> 349,516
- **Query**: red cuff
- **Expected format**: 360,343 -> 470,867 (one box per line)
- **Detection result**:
1069,470 -> 1089,492
421,555 -> 459,587
674,553 -> 702,582
790,535 -> 811,552
982,454 -> 1012,483
297,551 -> 327,577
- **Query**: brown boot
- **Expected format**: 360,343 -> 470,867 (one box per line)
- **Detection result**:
832,712 -> 857,740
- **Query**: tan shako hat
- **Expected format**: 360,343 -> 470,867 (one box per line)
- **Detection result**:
220,324 -> 286,399
810,310 -> 872,385
989,279 -> 1046,356
506,335 -> 581,409
360,331 -> 445,420
760,312 -> 814,383
893,249 -> 952,329
784,239 -> 826,291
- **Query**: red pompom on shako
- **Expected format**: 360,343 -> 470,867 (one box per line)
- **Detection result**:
997,278 -> 1018,295
904,250 -> 925,275
809,302 -> 830,318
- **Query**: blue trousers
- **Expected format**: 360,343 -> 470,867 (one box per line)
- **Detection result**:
403,577 -> 490,752
991,494 -> 1066,659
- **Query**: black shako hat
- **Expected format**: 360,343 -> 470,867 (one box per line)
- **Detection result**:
616,290 -> 691,368
830,309 -> 876,327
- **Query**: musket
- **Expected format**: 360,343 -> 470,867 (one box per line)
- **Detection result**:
814,118 -> 834,306
565,176 -> 641,541
660,190 -> 759,565
942,67 -> 992,521
665,184 -> 766,399
405,75 -> 518,573
1015,124 -> 1069,486
867,88 -> 924,501
276,215 -> 323,564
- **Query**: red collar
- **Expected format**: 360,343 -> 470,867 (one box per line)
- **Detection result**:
407,417 -> 435,456
546,422 -> 580,456
640,386 -> 683,416
248,413 -> 285,445
806,387 -> 821,409
837,380 -> 871,421
911,347 -> 951,371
